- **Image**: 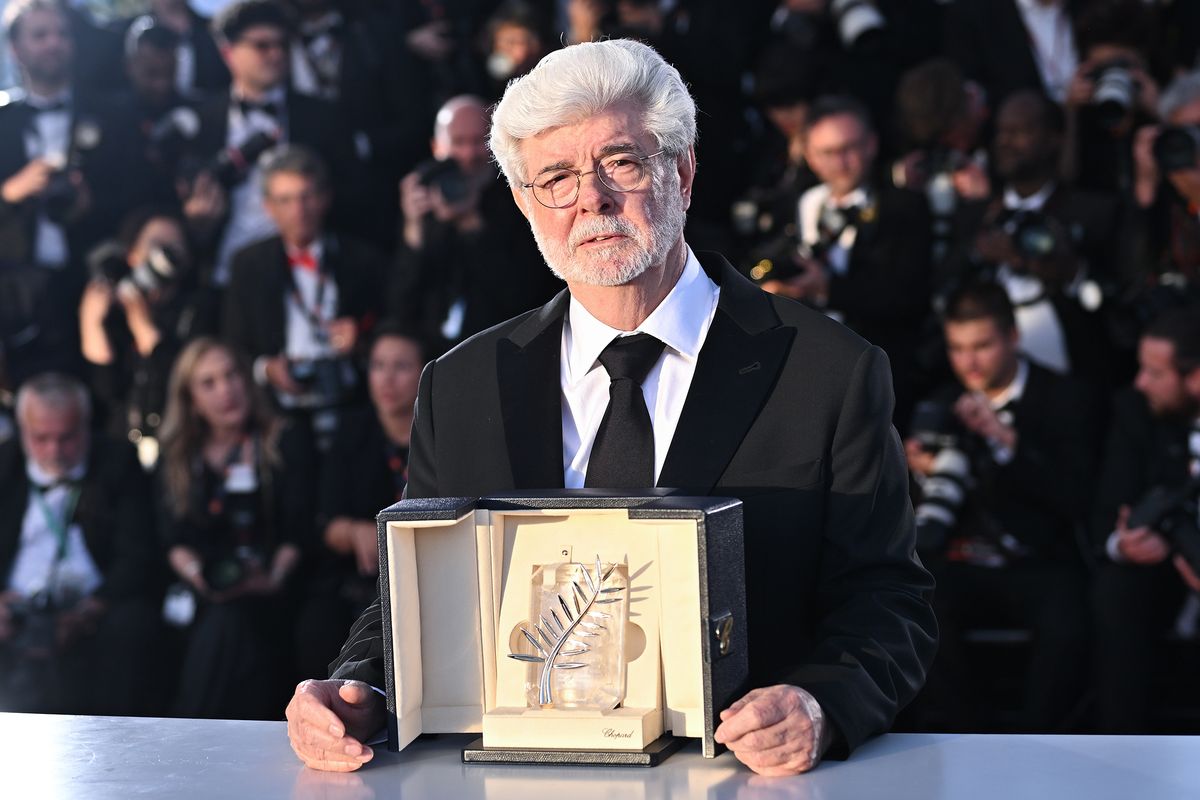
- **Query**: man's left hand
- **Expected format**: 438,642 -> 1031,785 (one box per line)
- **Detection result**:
325,318 -> 358,355
713,684 -> 828,776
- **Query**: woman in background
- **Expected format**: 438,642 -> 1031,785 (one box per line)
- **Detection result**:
158,337 -> 315,718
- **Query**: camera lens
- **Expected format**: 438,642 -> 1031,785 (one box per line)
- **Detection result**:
1154,126 -> 1200,173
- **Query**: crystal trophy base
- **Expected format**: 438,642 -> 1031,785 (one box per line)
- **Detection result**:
461,733 -> 687,767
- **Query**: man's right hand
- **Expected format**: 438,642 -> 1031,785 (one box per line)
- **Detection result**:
1115,504 -> 1170,565
1,158 -> 56,204
0,590 -> 20,642
264,354 -> 304,396
905,438 -> 936,478
286,679 -> 386,772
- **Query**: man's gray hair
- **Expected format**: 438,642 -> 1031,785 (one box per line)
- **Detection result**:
259,143 -> 330,197
1159,70 -> 1200,122
489,39 -> 697,187
15,372 -> 91,426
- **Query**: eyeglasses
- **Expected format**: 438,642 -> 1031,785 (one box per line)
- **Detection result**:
521,150 -> 664,209
240,36 -> 287,54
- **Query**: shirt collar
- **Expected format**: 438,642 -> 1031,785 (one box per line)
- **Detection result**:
26,89 -> 72,111
989,357 -> 1030,410
286,238 -> 323,261
828,185 -> 869,210
1003,181 -> 1056,212
232,85 -> 286,108
26,454 -> 87,489
1016,0 -> 1063,13
564,246 -> 713,386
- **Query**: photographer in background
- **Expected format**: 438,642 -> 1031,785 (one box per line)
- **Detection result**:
0,0 -> 158,384
1129,71 -> 1200,299
0,372 -> 161,715
223,145 -> 385,452
954,90 -> 1125,385
891,58 -> 991,274
79,208 -> 198,468
157,338 -> 314,719
1061,0 -> 1160,196
907,281 -> 1100,733
1091,307 -> 1200,732
388,95 -> 557,357
761,95 -> 930,429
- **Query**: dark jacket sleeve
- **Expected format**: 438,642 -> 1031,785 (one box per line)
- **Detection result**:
81,439 -> 161,603
328,360 -> 437,684
780,346 -> 938,756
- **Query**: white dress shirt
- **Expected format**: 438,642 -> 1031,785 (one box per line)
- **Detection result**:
999,182 -> 1071,375
1015,0 -> 1078,103
798,183 -> 869,278
560,247 -> 719,489
7,458 -> 101,601
23,90 -> 71,267
213,86 -> 286,286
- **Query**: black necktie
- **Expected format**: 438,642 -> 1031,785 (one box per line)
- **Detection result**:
585,333 -> 666,489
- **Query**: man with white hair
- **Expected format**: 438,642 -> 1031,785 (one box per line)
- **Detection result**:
0,372 -> 160,714
287,39 -> 936,777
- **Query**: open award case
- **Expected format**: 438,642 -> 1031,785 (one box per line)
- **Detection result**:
377,493 -> 748,766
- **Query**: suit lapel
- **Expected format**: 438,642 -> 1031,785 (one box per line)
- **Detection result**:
497,291 -> 571,489
267,238 -> 291,355
658,254 -> 794,493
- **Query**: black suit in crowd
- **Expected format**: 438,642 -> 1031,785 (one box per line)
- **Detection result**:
1090,388 -> 1196,733
387,175 -> 562,358
295,405 -> 405,681
0,91 -> 162,382
823,185 -> 933,431
332,252 -> 939,757
949,186 -> 1130,386
187,89 -> 363,256
0,436 -> 162,715
915,360 -> 1101,731
222,233 -> 386,363
290,9 -> 431,250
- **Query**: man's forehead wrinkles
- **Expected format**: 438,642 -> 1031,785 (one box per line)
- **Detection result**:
532,141 -> 645,174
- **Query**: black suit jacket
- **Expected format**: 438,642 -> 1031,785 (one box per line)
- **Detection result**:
924,360 -> 1101,562
1091,388 -> 1194,550
222,234 -> 385,360
331,251 -> 938,756
0,436 -> 160,604
0,91 -> 160,268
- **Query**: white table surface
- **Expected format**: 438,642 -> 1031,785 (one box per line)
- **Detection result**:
2,712 -> 1198,799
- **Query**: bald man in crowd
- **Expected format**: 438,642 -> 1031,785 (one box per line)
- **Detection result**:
387,94 -> 560,357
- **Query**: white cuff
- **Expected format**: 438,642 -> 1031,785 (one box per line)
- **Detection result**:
252,355 -> 271,387
1106,529 -> 1127,563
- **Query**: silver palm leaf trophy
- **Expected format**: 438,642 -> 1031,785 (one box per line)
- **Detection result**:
508,557 -> 630,709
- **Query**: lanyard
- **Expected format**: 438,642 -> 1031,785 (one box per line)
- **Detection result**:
33,484 -> 81,563
286,242 -> 334,344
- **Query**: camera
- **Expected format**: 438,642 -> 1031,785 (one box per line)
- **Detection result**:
1153,125 -> 1200,174
207,130 -> 280,189
830,0 -> 885,52
1010,211 -> 1060,260
42,168 -> 78,225
909,400 -> 973,555
1127,479 -> 1200,577
86,241 -> 188,299
287,356 -> 359,408
1089,60 -> 1137,129
415,157 -> 469,205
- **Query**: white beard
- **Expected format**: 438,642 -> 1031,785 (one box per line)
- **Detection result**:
528,165 -> 687,287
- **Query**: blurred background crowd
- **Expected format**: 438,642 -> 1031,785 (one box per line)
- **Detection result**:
1,0 -> 1199,736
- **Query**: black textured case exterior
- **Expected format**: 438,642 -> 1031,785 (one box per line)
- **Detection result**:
377,491 -> 748,761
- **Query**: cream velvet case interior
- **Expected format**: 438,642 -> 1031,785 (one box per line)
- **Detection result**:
377,493 -> 747,765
